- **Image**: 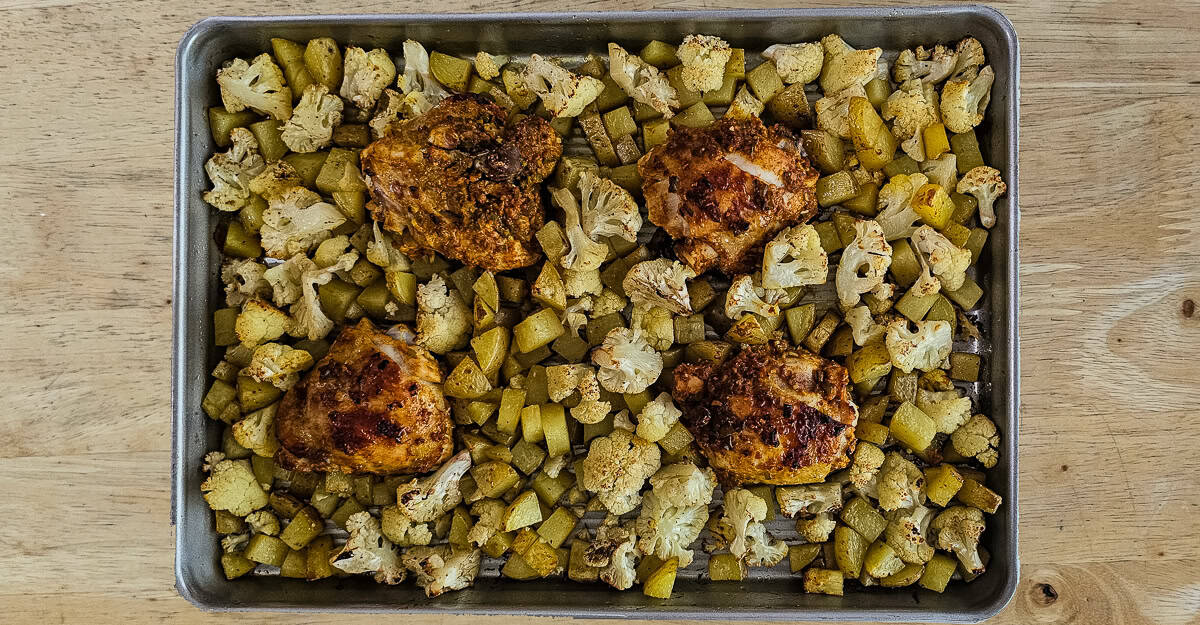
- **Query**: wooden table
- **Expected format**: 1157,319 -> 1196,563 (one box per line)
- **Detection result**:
2,0 -> 1197,623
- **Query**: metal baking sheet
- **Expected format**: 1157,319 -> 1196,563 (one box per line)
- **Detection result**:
172,7 -> 1019,621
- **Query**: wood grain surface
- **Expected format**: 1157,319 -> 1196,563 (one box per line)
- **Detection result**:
1,0 -> 1198,623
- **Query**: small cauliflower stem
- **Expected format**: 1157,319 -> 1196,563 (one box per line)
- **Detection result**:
550,187 -> 608,272
777,483 -> 842,518
677,34 -> 732,92
341,46 -> 396,111
288,251 -> 359,341
243,342 -> 313,390
367,221 -> 412,272
398,40 -> 449,117
623,259 -> 695,315
886,318 -> 952,374
222,258 -> 271,307
951,38 -> 986,80
835,220 -> 893,309
562,296 -> 593,338
893,45 -> 956,84
592,327 -> 664,394
762,42 -> 823,84
415,274 -> 471,354
725,274 -> 785,319
474,51 -> 508,81
216,54 -> 292,120
260,187 -> 347,259
203,128 -> 266,212
819,34 -> 883,94
608,43 -> 678,118
911,226 -> 970,291
761,224 -> 828,289
331,511 -> 406,584
932,506 -> 986,573
635,392 -> 682,443
815,83 -> 868,139
874,173 -> 930,240
940,65 -> 994,134
718,489 -> 787,566
581,428 -> 662,515
579,170 -> 641,243
395,450 -> 472,523
280,84 -> 343,153
522,54 -> 604,118
402,545 -> 482,597
911,247 -> 942,297
920,153 -> 958,191
957,166 -> 1007,229
845,305 -> 889,347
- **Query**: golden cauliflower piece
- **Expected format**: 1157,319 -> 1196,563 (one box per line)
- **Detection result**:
201,457 -> 269,516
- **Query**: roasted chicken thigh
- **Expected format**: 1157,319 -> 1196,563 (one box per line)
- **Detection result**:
361,93 -> 562,272
275,319 -> 454,475
672,342 -> 858,486
638,116 -> 819,275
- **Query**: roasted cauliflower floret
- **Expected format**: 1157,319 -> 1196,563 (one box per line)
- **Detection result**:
216,54 -> 292,120
931,506 -> 986,573
221,258 -> 271,308
341,46 -> 397,111
546,364 -> 612,425
248,160 -> 302,201
885,504 -> 936,565
401,545 -> 482,597
677,34 -> 733,92
550,186 -> 609,272
951,38 -> 986,80
835,220 -> 893,309
878,452 -> 926,512
917,393 -> 973,435
474,51 -> 508,81
201,457 -> 269,516
279,84 -> 343,153
819,34 -> 883,94
591,327 -> 664,394
398,40 -> 450,118
580,170 -> 641,243
951,414 -> 1000,468
234,298 -> 292,347
287,251 -> 358,341
395,450 -> 472,523
467,499 -> 506,548
522,54 -> 604,118
886,319 -> 952,374
231,402 -> 280,458
761,224 -> 828,289
590,519 -> 639,590
580,428 -> 662,515
260,187 -> 347,259
814,83 -> 868,139
849,441 -> 886,492
332,511 -> 406,584
244,510 -> 280,536
623,259 -> 695,315
893,45 -> 956,84
380,506 -> 434,547
883,81 -> 939,161
777,482 -> 842,518
635,463 -> 716,567
635,392 -> 683,443
243,342 -> 313,390
875,173 -> 929,240
845,305 -> 888,347
714,488 -> 787,567
725,274 -> 785,319
911,226 -> 970,291
609,43 -> 678,118
940,65 -> 994,134
920,153 -> 959,191
957,165 -> 1007,229
762,42 -> 823,84
203,128 -> 266,212
415,274 -> 471,354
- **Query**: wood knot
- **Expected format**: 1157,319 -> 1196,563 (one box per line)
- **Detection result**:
1183,299 -> 1195,318
1034,583 -> 1058,606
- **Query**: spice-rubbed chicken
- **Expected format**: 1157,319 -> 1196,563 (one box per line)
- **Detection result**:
672,342 -> 858,486
275,319 -> 454,475
361,93 -> 562,272
638,116 -> 819,275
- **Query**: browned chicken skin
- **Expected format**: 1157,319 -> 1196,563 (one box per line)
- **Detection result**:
361,93 -> 562,272
672,342 -> 858,486
638,116 -> 819,275
275,319 -> 454,475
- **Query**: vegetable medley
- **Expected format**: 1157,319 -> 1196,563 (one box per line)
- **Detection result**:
199,32 -> 1007,599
